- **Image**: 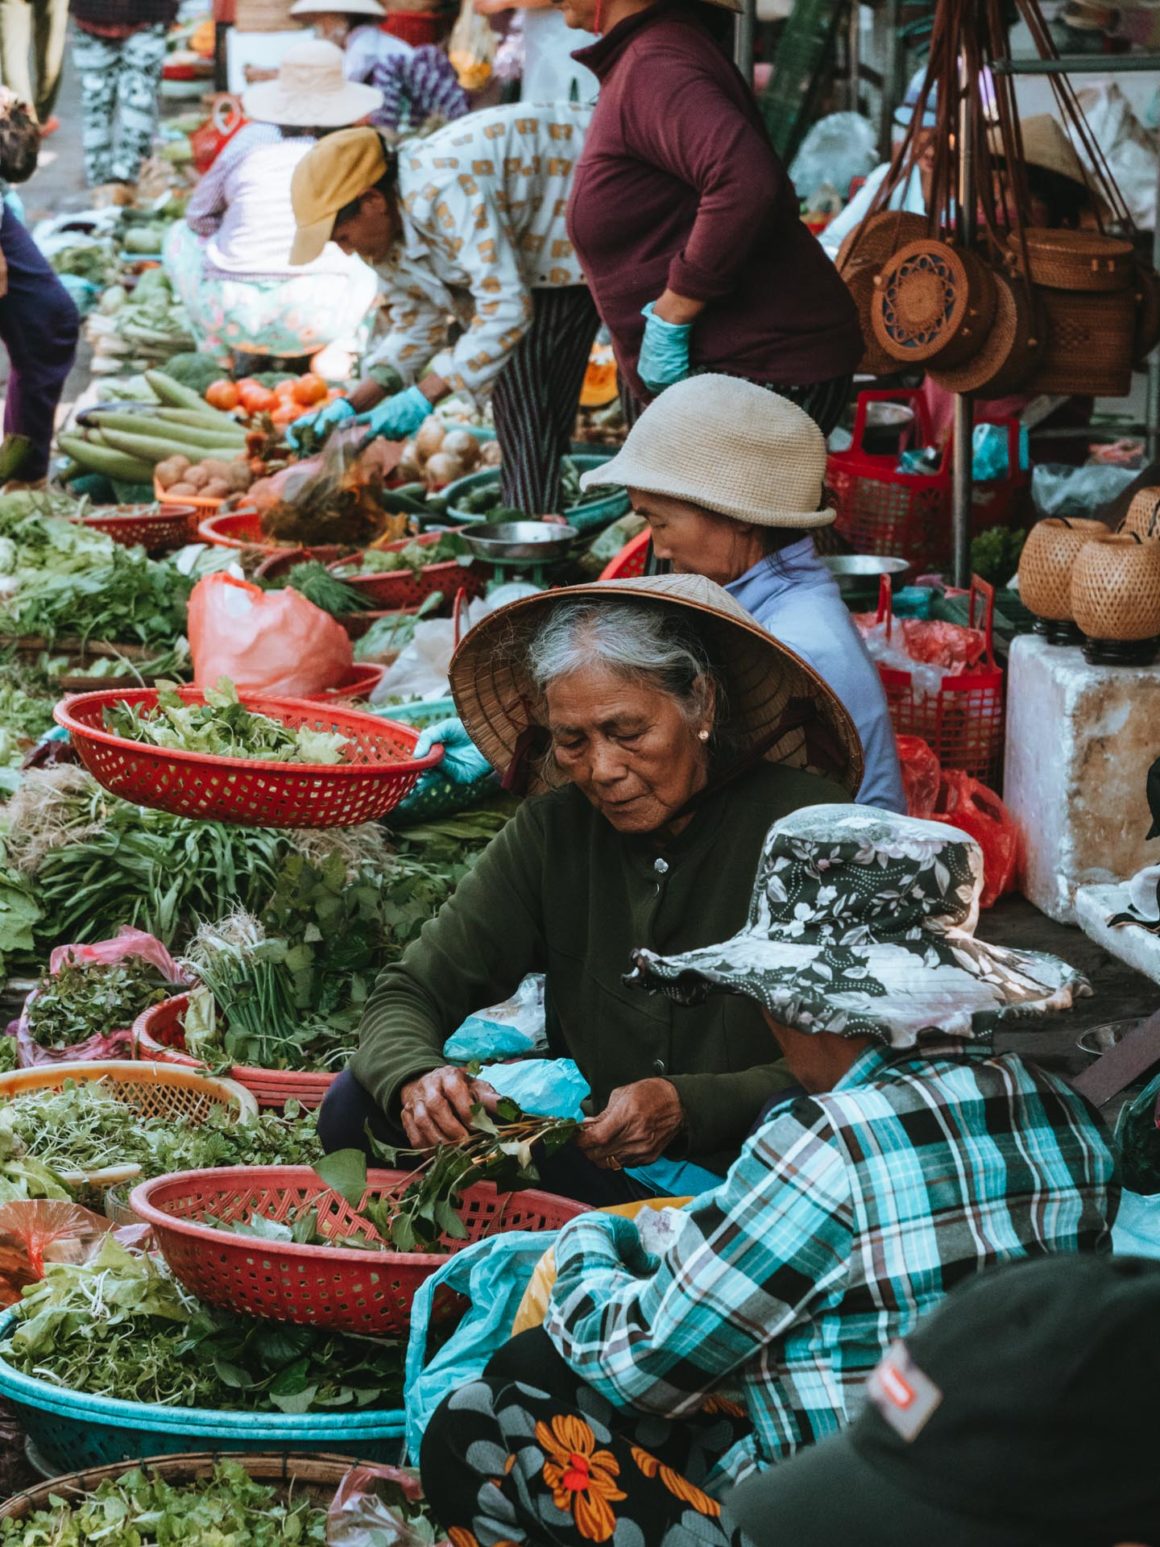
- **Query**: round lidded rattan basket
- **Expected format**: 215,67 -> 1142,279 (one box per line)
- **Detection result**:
1070,531 -> 1160,643
1017,517 -> 1106,631
928,270 -> 1040,396
842,258 -> 900,377
1023,287 -> 1136,398
1007,227 -> 1135,292
836,210 -> 928,274
1122,487 -> 1160,541
872,240 -> 996,367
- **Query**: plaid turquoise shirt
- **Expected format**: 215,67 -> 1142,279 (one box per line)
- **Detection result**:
545,1042 -> 1118,1495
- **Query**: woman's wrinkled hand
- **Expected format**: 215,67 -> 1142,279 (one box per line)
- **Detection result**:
577,1078 -> 685,1169
399,1066 -> 500,1147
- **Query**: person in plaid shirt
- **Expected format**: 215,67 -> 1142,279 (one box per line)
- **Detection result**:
420,805 -> 1118,1547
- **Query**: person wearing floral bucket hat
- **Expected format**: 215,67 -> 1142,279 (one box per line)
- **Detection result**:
418,804 -> 1118,1547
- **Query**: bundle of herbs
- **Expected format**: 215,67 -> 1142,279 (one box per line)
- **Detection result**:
0,1237 -> 403,1412
0,1459 -> 329,1546
24,954 -> 173,1051
337,532 -> 472,579
105,679 -> 348,765
271,560 -> 373,617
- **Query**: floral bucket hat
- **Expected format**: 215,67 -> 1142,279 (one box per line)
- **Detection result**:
628,805 -> 1091,1048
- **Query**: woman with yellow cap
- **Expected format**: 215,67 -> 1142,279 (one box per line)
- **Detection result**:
286,103 -> 600,517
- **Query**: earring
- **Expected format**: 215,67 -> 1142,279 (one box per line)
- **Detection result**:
698,728 -> 710,743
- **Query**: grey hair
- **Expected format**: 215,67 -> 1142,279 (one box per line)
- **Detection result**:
526,600 -> 719,730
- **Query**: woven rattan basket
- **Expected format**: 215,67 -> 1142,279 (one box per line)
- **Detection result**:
1133,260 -> 1160,367
0,1452 -> 359,1523
1023,287 -> 1135,397
1122,487 -> 1160,540
836,210 -> 928,273
1071,532 -> 1160,641
843,259 -> 900,377
928,270 -> 1040,395
1008,228 -> 1135,292
1017,517 -> 1106,624
872,240 -> 996,367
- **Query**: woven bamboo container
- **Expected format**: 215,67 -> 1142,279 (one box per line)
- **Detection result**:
1071,532 -> 1160,642
1022,287 -> 1135,397
1123,487 -> 1160,541
1017,517 -> 1106,623
836,210 -> 927,274
928,270 -> 1040,395
1007,228 -> 1135,292
842,259 -> 899,377
872,240 -> 996,368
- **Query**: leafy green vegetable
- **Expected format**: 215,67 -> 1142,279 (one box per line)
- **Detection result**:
274,560 -> 373,617
105,679 -> 348,765
339,533 -> 471,578
25,954 -> 172,1050
163,351 -> 224,394
0,1109 -> 70,1200
1,1237 -> 403,1412
0,1458 -> 329,1545
970,526 -> 1027,585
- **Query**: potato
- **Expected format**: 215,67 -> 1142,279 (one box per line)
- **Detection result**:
442,429 -> 480,470
166,482 -> 198,496
202,478 -> 231,498
424,451 -> 462,488
155,454 -> 191,489
200,459 -> 234,480
184,465 -> 211,491
415,417 -> 445,460
225,462 -> 252,493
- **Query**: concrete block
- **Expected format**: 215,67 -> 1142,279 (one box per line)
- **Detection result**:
1075,883 -> 1160,988
1004,634 -> 1160,923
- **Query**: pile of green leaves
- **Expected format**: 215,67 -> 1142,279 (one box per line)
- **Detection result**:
274,561 -> 372,617
105,679 -> 347,765
0,1459 -> 328,1546
0,1110 -> 70,1202
352,597 -> 439,663
378,810 -> 515,961
317,1096 -> 578,1253
342,532 -> 471,578
0,650 -> 59,771
970,526 -> 1027,586
1,1238 -> 403,1413
25,954 -> 173,1050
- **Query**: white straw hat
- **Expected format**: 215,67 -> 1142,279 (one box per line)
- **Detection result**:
580,374 -> 836,529
242,39 -> 382,128
290,0 -> 385,16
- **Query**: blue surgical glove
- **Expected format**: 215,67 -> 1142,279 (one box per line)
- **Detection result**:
354,385 -> 432,443
286,396 -> 354,449
414,716 -> 492,784
638,300 -> 693,395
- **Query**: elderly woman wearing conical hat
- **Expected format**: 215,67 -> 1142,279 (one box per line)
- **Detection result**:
162,40 -> 381,367
318,574 -> 864,1203
418,805 -> 1115,1546
583,374 -> 906,814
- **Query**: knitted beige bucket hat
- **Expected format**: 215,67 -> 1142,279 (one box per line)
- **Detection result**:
579,374 -> 836,530
449,572 -> 864,795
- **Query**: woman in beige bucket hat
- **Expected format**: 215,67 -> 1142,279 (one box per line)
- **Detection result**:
318,571 -> 863,1207
584,373 -> 906,813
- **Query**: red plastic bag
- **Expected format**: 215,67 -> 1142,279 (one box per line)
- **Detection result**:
897,735 -> 941,819
0,1201 -> 112,1309
190,95 -> 247,174
187,572 -> 353,697
932,771 -> 1018,908
48,927 -> 180,981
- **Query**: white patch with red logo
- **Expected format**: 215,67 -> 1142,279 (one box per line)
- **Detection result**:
867,1342 -> 944,1442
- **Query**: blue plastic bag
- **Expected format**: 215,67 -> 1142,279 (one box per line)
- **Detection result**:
478,1057 -> 589,1120
444,975 -> 547,1062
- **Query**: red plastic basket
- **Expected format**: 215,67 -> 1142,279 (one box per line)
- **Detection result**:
381,11 -> 440,44
53,687 -> 441,828
874,574 -> 1005,783
129,1165 -> 587,1334
827,389 -> 1029,573
330,531 -> 486,609
307,663 -> 387,701
197,509 -> 286,553
598,528 -> 651,581
81,505 -> 198,554
253,544 -> 356,581
133,994 -> 336,1110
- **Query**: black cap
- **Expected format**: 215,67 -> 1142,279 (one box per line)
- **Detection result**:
728,1255 -> 1160,1547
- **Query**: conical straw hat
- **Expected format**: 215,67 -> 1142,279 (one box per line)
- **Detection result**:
450,573 -> 864,795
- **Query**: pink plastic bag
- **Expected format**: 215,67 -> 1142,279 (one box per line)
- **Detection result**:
327,1465 -> 436,1545
48,927 -> 181,980
187,572 -> 352,697
932,771 -> 1019,909
0,1201 -> 112,1309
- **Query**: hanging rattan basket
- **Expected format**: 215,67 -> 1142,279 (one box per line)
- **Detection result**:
1018,517 -> 1106,624
1123,487 -> 1160,540
1132,259 -> 1160,367
843,258 -> 901,377
1070,532 -> 1160,641
1021,287 -> 1135,397
928,269 -> 1040,395
871,240 -> 996,367
836,210 -> 928,274
1007,228 -> 1135,292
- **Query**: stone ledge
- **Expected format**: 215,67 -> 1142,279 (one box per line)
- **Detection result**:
1075,883 -> 1160,989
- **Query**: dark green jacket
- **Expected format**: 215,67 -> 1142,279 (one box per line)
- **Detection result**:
353,763 -> 846,1173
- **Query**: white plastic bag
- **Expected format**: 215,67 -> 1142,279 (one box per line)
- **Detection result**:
444,974 -> 547,1061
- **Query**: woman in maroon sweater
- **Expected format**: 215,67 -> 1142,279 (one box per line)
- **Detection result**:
562,0 -> 862,432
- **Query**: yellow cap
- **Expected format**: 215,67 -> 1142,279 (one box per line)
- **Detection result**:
289,126 -> 388,266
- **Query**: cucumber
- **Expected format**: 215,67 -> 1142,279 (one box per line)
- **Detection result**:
144,369 -> 213,412
57,433 -> 155,484
98,427 -> 243,466
89,413 -> 245,453
155,408 -> 246,437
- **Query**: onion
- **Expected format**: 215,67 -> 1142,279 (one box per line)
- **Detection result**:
479,441 -> 502,467
424,451 -> 463,488
398,441 -> 423,481
415,417 -> 446,460
441,429 -> 480,470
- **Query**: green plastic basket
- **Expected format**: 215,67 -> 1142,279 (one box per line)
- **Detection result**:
379,698 -> 496,826
0,1312 -> 404,1473
444,452 -> 628,533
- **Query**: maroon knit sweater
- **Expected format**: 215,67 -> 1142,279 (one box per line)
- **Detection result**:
567,1 -> 863,401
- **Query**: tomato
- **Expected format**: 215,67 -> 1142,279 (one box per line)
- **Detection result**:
290,373 -> 328,407
271,403 -> 299,427
237,383 -> 276,415
205,380 -> 239,411
274,378 -> 298,402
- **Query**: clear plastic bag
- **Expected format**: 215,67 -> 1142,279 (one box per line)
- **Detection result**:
327,1464 -> 436,1546
447,0 -> 495,91
443,974 -> 547,1061
249,433 -> 405,549
789,111 -> 878,206
1031,461 -> 1137,519
187,572 -> 353,697
0,1200 -> 112,1309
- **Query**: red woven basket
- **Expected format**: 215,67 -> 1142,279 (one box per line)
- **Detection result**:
129,1165 -> 587,1334
52,687 -> 441,828
197,510 -> 288,553
306,663 -> 387,702
81,505 -> 198,555
874,575 -> 1004,783
133,994 -> 337,1110
330,531 -> 486,609
598,528 -> 651,581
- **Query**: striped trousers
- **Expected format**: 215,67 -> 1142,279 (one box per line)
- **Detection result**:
491,284 -> 600,517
